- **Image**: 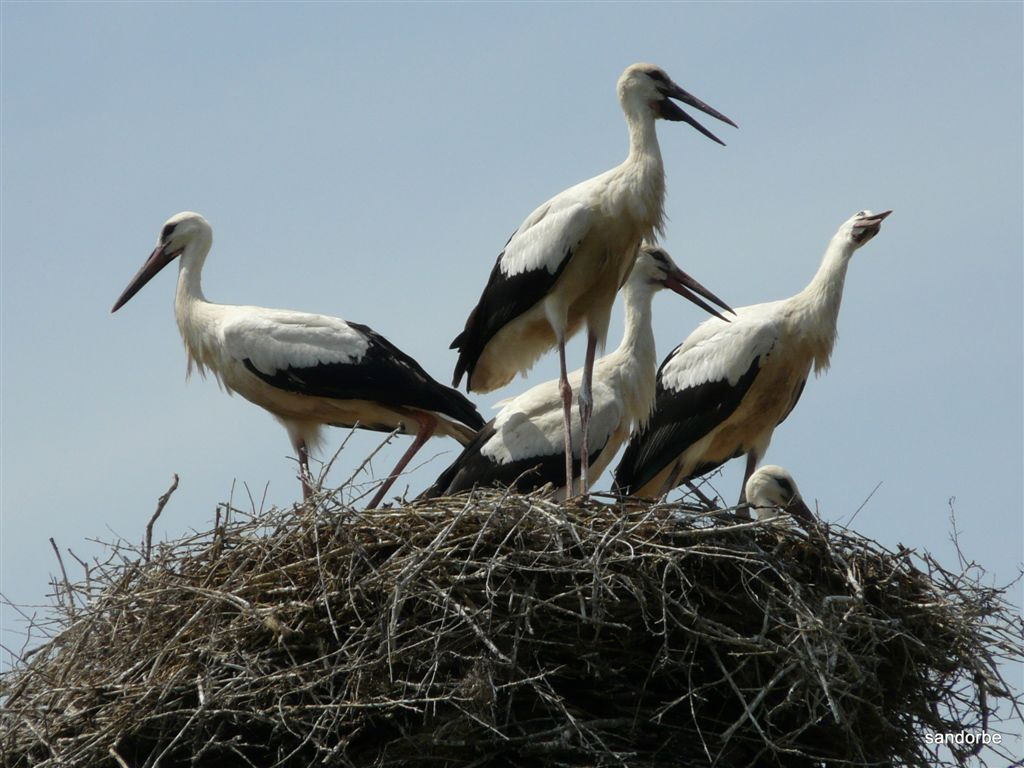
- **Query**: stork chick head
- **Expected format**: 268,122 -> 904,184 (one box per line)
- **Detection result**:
111,212 -> 211,312
617,63 -> 737,145
745,465 -> 817,528
746,465 -> 801,512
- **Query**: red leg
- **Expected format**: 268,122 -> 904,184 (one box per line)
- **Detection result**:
366,414 -> 437,509
557,339 -> 574,501
577,331 -> 599,495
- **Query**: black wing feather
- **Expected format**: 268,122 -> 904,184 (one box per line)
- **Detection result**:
421,419 -> 605,499
244,322 -> 483,432
451,234 -> 574,389
613,356 -> 762,495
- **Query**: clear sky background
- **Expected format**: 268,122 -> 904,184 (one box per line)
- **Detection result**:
2,0 -> 1021,737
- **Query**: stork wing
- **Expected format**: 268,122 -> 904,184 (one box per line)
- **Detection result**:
498,199 -> 592,277
423,371 -> 619,497
486,374 -> 621,462
613,314 -> 781,494
419,419 -> 501,498
451,199 -> 591,388
222,307 -> 369,371
223,309 -> 483,432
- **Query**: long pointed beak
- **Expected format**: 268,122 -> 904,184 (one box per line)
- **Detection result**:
658,82 -> 737,145
111,244 -> 177,313
860,210 -> 893,225
664,267 -> 735,322
786,498 -> 821,533
851,209 -> 893,244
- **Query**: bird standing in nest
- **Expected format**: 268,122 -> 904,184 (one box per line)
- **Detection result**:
614,210 -> 892,507
112,212 -> 484,507
451,62 -> 736,496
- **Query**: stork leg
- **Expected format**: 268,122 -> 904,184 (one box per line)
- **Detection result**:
297,440 -> 314,501
736,452 -> 759,518
658,461 -> 684,501
577,331 -> 599,496
557,338 -> 574,501
366,414 -> 437,510
685,480 -> 717,511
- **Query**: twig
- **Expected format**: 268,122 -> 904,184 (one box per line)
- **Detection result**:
145,473 -> 180,562
48,537 -> 75,618
342,425 -> 402,502
107,746 -> 131,768
844,480 -> 882,527
3,489 -> 1021,768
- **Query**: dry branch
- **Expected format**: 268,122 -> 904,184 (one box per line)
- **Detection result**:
1,486 -> 1021,767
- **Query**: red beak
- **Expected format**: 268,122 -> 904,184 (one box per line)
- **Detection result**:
111,244 -> 178,313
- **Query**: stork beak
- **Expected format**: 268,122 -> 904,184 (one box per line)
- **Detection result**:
111,243 -> 179,313
851,209 -> 893,244
664,267 -> 734,322
785,497 -> 821,534
657,81 -> 737,145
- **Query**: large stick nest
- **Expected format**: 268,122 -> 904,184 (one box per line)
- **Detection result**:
2,487 -> 1021,767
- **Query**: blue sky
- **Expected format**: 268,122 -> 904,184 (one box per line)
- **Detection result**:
2,1 -> 1021,735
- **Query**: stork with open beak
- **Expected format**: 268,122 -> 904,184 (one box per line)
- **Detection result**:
451,62 -> 736,498
425,246 -> 723,498
614,210 -> 892,507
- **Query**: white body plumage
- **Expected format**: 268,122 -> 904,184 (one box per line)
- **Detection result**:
614,210 -> 892,502
426,247 -> 713,498
113,212 -> 483,505
450,62 -> 736,495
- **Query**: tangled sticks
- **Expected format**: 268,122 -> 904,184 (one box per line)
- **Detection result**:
2,490 -> 1021,767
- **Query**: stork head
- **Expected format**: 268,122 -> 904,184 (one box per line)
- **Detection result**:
617,63 -> 737,145
745,465 -> 815,525
629,243 -> 733,321
843,209 -> 893,248
111,212 -> 211,312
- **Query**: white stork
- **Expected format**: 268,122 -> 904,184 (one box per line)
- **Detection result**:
111,212 -> 484,507
424,246 -> 724,499
744,465 -> 816,528
451,62 -> 736,496
613,209 -> 892,506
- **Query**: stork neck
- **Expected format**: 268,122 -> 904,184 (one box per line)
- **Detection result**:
792,236 -> 855,363
625,110 -> 663,167
610,282 -> 658,385
607,280 -> 659,426
619,111 -> 666,235
801,237 -> 853,316
171,237 -> 217,378
174,240 -> 210,309
173,238 -> 213,335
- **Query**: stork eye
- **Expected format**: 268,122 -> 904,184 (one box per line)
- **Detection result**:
647,70 -> 667,83
161,223 -> 177,242
775,475 -> 795,499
